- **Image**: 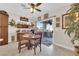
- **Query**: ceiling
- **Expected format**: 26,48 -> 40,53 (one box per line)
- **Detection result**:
0,3 -> 71,21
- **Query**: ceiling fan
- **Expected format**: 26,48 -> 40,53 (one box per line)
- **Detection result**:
21,3 -> 42,13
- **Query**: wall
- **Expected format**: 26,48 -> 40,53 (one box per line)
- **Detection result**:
52,4 -> 74,51
8,15 -> 20,42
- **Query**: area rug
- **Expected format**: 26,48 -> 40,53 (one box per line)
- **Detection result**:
42,37 -> 53,47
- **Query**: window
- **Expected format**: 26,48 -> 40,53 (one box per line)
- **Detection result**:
36,21 -> 43,29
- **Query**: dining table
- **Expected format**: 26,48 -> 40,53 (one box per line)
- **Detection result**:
23,34 -> 41,49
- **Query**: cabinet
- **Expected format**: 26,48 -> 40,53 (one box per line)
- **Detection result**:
0,10 -> 9,45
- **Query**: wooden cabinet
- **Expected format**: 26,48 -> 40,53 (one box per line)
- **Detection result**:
0,10 -> 9,45
16,24 -> 29,28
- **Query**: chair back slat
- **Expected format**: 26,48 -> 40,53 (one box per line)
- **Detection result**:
34,32 -> 42,40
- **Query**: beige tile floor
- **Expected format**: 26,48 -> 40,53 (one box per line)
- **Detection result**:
0,42 -> 75,56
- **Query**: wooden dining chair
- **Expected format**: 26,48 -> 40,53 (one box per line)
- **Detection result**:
17,32 -> 29,53
30,32 -> 42,55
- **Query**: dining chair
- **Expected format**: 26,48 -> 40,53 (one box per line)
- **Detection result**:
30,32 -> 42,55
17,32 -> 29,53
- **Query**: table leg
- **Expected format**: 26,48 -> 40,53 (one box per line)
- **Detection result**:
27,40 -> 30,49
27,40 -> 32,50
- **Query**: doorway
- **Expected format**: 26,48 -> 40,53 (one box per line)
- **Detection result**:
36,18 -> 54,47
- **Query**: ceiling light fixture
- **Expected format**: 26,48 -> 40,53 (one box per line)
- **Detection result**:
21,3 -> 42,13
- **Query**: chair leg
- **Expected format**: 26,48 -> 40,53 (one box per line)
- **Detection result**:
18,44 -> 21,53
18,47 -> 21,53
34,46 -> 36,55
40,44 -> 41,52
18,48 -> 21,53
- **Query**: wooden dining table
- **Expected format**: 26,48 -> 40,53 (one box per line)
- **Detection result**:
23,34 -> 40,49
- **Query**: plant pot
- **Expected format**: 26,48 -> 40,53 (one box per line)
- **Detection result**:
73,40 -> 79,55
74,46 -> 79,53
11,36 -> 15,42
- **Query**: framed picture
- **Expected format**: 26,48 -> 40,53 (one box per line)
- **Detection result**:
44,13 -> 49,19
56,17 -> 60,22
56,23 -> 60,27
56,17 -> 60,27
20,17 -> 28,21
62,12 -> 79,29
62,13 -> 78,29
38,16 -> 41,21
62,13 -> 70,29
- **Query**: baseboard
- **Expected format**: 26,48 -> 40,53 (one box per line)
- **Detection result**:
53,43 -> 74,52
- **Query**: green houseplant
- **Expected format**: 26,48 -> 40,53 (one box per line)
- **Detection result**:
9,19 -> 16,26
65,3 -> 79,53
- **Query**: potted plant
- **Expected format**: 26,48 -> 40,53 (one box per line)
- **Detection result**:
9,19 -> 16,26
9,19 -> 16,42
65,3 -> 79,54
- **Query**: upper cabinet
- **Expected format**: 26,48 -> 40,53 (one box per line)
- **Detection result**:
0,10 -> 9,27
0,10 -> 9,45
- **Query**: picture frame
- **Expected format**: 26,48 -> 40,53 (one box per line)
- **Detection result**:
62,13 -> 73,29
56,17 -> 60,27
56,17 -> 60,22
62,13 -> 77,29
56,23 -> 60,27
20,17 -> 28,21
38,16 -> 41,21
44,13 -> 49,19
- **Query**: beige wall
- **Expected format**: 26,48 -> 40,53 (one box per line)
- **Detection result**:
52,4 -> 74,51
8,13 -> 20,42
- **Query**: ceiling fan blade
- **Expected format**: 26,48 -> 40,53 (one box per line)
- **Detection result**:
35,8 -> 41,12
36,3 -> 41,7
30,3 -> 35,7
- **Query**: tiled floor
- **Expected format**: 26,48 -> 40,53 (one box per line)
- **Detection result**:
53,45 -> 75,56
0,42 -> 75,56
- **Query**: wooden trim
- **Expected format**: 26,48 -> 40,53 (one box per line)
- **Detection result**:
0,10 -> 9,16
